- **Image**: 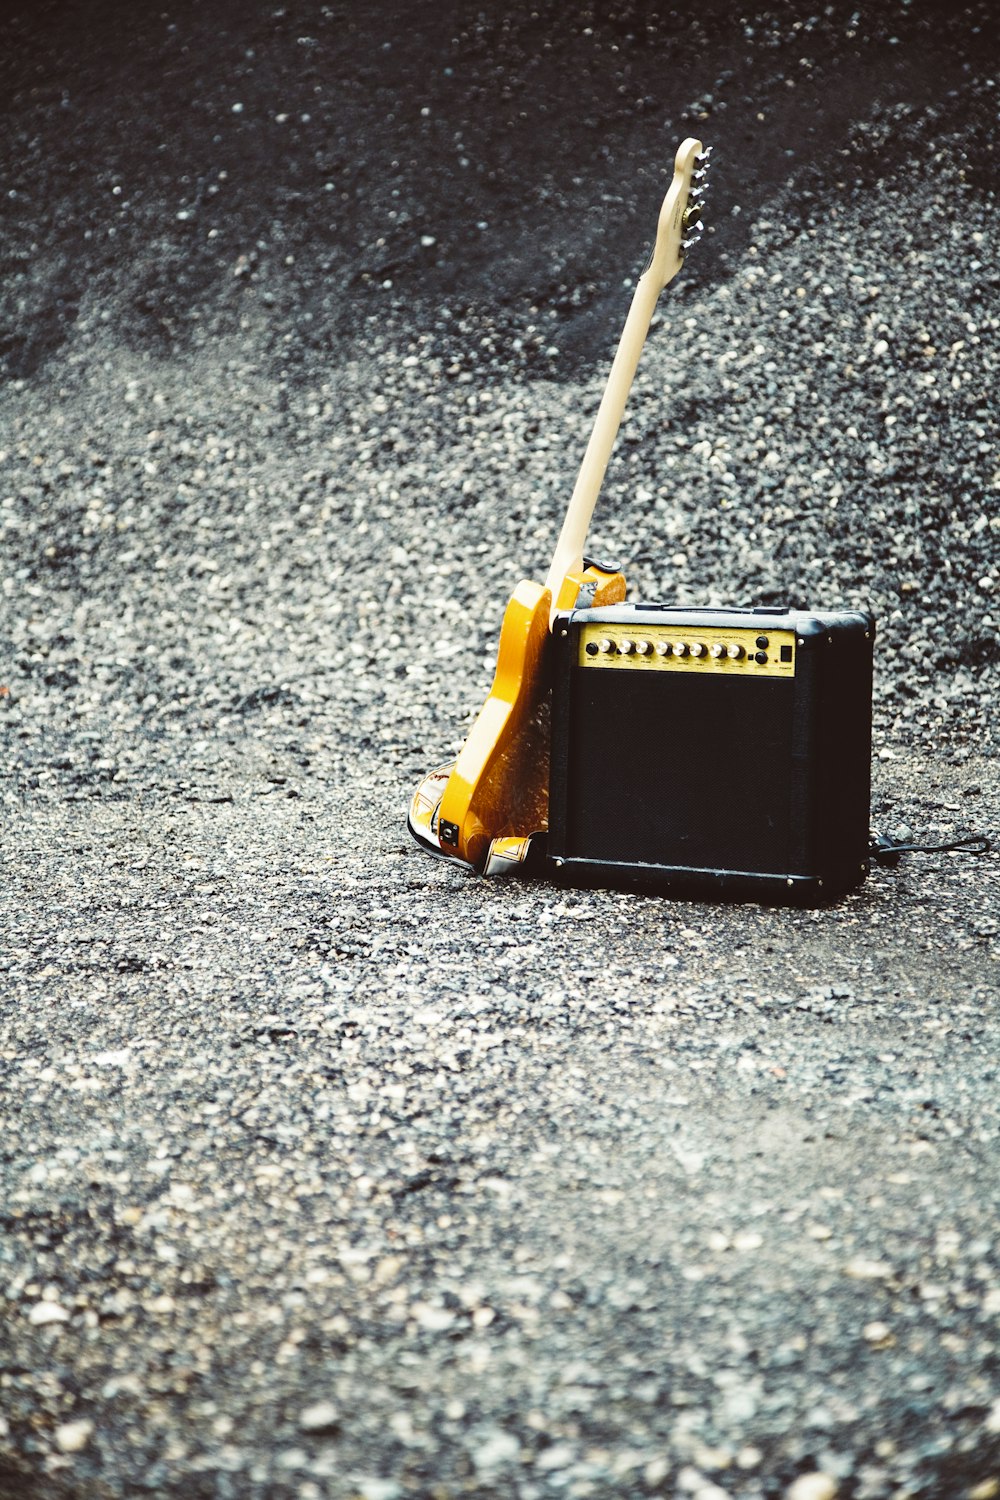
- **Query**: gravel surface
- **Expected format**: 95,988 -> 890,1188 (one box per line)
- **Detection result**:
2,3 -> 998,1498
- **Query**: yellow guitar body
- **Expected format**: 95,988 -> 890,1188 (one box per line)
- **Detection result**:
435,565 -> 627,868
437,578 -> 552,869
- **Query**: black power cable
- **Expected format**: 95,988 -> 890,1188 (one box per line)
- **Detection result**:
868,830 -> 992,867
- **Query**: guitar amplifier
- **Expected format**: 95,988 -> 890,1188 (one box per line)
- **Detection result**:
548,604 -> 875,902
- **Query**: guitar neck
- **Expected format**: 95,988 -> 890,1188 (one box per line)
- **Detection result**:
542,138 -> 705,622
543,266 -> 673,607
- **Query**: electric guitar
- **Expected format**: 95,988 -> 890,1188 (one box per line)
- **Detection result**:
409,137 -> 710,870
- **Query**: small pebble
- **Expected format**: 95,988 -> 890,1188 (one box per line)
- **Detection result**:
54,1420 -> 94,1453
354,1481 -> 403,1500
298,1400 -> 339,1433
785,1475 -> 838,1500
27,1301 -> 69,1326
843,1257 -> 893,1280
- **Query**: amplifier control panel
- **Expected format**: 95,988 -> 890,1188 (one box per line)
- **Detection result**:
577,622 -> 797,678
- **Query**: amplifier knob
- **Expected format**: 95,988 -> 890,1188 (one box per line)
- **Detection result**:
689,642 -> 706,658
654,639 -> 670,656
726,643 -> 744,660
709,642 -> 725,659
618,638 -> 635,655
671,642 -> 689,658
598,638 -> 615,654
635,639 -> 652,655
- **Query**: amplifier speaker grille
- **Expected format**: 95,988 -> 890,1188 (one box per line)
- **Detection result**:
563,671 -> 796,871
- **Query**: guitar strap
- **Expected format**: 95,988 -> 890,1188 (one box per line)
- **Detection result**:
483,831 -> 548,877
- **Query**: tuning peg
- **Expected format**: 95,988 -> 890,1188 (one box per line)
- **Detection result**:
681,233 -> 703,251
696,146 -> 713,164
683,213 -> 704,234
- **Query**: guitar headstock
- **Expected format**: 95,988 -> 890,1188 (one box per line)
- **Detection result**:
643,137 -> 711,290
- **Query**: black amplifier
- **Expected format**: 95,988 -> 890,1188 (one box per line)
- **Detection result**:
548,604 -> 875,902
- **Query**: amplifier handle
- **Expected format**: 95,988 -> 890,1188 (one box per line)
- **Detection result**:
644,604 -> 792,616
